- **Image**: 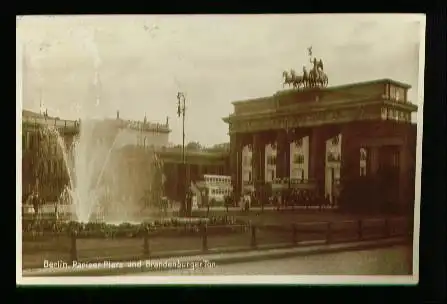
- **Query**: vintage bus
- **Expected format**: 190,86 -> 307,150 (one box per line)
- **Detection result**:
191,174 -> 233,207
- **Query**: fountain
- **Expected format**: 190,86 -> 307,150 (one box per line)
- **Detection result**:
44,121 -> 168,223
28,28 -> 181,225
26,120 -> 206,227
31,27 -> 155,223
43,122 -> 116,222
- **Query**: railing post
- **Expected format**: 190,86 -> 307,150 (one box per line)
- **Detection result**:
383,218 -> 390,238
358,220 -> 363,240
143,227 -> 150,258
292,223 -> 297,245
326,222 -> 332,244
250,225 -> 257,249
202,222 -> 208,252
69,230 -> 78,264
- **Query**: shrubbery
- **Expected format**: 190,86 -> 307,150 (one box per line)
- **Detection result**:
22,216 -> 248,237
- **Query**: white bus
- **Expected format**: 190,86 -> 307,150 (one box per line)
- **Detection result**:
193,174 -> 233,206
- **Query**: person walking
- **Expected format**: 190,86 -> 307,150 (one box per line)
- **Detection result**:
244,195 -> 250,213
54,199 -> 59,221
31,192 -> 40,220
274,195 -> 279,211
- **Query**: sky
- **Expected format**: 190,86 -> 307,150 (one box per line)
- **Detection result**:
17,14 -> 425,147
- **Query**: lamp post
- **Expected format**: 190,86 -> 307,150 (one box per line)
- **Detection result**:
176,92 -> 187,216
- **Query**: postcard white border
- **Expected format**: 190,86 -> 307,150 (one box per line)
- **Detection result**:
16,14 -> 425,286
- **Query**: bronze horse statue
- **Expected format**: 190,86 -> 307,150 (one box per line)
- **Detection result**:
291,69 -> 306,89
283,70 -> 306,89
307,58 -> 319,88
308,58 -> 328,88
283,57 -> 328,90
319,72 -> 328,87
282,71 -> 294,88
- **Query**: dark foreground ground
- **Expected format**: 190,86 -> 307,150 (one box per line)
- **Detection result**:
22,211 -> 410,269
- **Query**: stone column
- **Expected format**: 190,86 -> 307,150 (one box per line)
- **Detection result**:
398,145 -> 409,209
369,146 -> 379,175
288,128 -> 299,180
252,133 -> 262,196
309,128 -> 318,179
276,130 -> 286,179
230,133 -> 239,199
285,131 -> 291,181
340,127 -> 359,185
258,134 -> 266,202
309,127 -> 326,194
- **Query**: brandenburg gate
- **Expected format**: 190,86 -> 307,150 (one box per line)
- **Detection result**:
223,56 -> 418,209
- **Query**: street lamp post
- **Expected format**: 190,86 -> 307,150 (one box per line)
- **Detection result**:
176,92 -> 187,216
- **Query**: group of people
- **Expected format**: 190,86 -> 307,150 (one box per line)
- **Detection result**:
23,191 -> 52,220
233,189 -> 333,211
274,189 -> 332,208
24,192 -> 39,213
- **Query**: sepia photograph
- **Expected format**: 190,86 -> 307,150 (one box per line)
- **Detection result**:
16,14 -> 425,285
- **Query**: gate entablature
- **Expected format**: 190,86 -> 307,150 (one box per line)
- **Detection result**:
223,78 -> 417,134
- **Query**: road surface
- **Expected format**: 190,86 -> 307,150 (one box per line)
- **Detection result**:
130,245 -> 412,276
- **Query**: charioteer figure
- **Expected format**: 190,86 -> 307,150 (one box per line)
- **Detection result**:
318,59 -> 324,71
281,47 -> 328,91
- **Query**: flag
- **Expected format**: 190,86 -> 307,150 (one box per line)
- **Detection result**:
308,46 -> 313,57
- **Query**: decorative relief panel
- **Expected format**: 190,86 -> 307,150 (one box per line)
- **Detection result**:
390,85 -> 406,103
229,106 -> 384,133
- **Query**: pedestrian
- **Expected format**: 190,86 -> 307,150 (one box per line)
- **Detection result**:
32,192 -> 39,220
207,199 -> 213,218
162,197 -> 168,216
54,199 -> 59,221
224,195 -> 231,213
274,195 -> 279,211
244,195 -> 250,212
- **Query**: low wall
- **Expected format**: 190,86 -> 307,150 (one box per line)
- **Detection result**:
22,216 -> 412,270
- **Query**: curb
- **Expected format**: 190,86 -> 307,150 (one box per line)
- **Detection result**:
214,238 -> 408,266
22,237 -> 408,277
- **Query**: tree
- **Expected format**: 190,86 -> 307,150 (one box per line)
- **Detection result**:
208,142 -> 230,152
186,141 -> 202,150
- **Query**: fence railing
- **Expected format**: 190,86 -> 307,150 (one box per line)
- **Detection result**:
22,217 -> 412,268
